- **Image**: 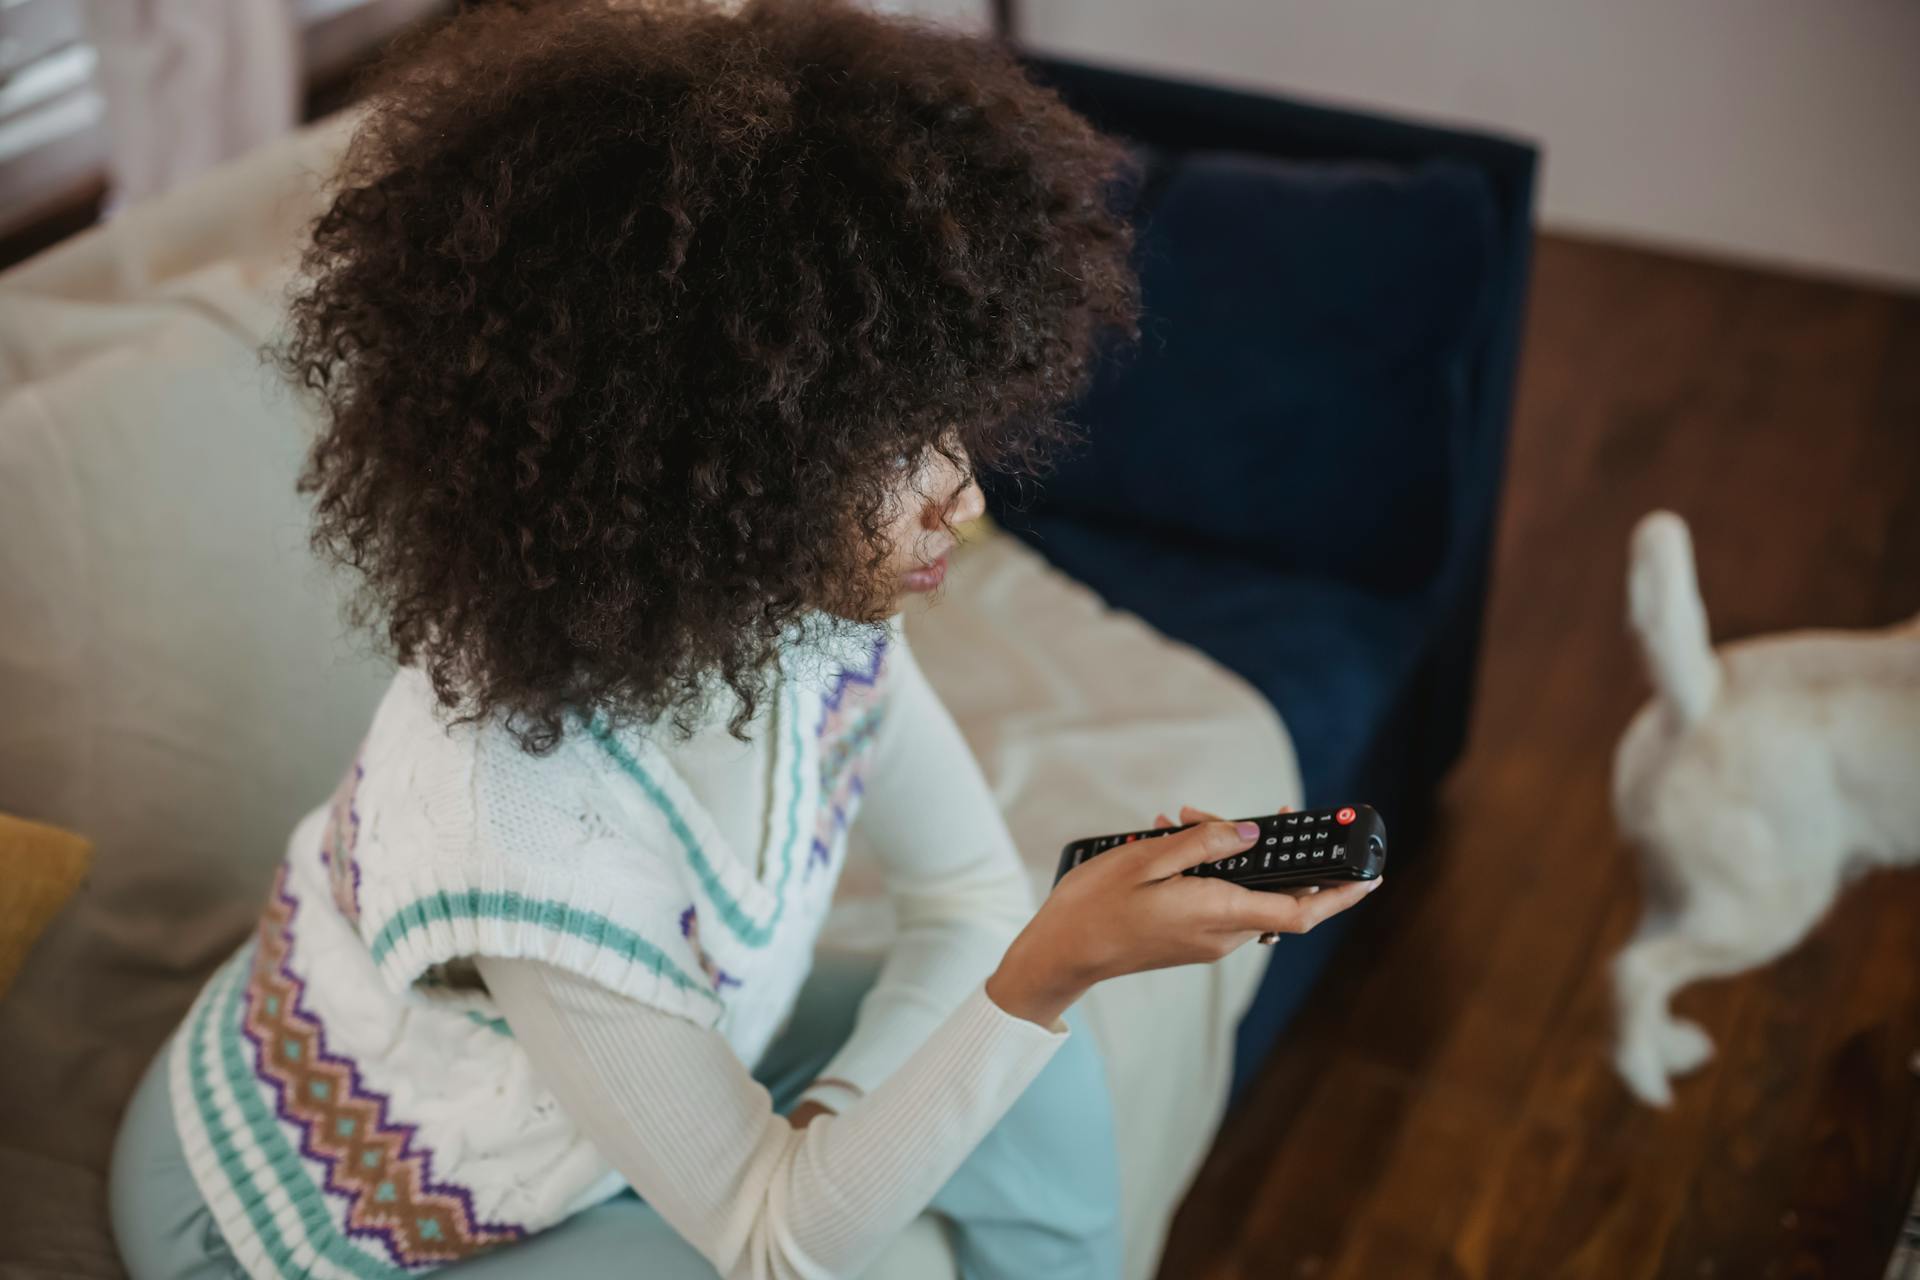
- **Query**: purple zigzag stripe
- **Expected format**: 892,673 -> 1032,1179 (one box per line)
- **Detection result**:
678,904 -> 743,992
814,633 -> 889,737
346,764 -> 363,915
316,758 -> 365,921
238,870 -> 528,1261
806,773 -> 867,881
805,637 -> 889,884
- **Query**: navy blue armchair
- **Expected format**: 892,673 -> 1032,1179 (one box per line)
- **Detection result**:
988,55 -> 1539,1105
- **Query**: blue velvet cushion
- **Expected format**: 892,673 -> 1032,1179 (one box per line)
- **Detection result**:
1038,150 -> 1499,595
1005,513 -> 1431,807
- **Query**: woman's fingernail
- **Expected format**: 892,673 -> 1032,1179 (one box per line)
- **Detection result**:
1365,877 -> 1385,891
1235,821 -> 1260,840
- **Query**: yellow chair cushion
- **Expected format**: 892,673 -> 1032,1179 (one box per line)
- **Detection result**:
0,813 -> 92,1000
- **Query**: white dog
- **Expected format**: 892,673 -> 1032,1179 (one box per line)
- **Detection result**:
1609,510 -> 1920,1107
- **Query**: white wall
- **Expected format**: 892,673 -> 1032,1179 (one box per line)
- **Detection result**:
873,0 -> 991,30
1015,0 -> 1920,291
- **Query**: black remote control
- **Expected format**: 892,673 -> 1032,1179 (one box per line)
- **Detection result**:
1053,805 -> 1387,891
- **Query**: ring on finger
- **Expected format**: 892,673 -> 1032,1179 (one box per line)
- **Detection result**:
1257,931 -> 1282,945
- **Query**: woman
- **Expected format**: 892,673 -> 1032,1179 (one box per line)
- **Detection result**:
106,3 -> 1382,1277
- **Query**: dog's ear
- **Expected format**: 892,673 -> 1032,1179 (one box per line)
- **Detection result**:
1627,511 -> 1720,726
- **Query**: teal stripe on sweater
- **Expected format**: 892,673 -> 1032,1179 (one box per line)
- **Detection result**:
465,1010 -> 513,1037
184,955 -> 313,1279
366,889 -> 723,1008
584,699 -> 800,948
187,949 -> 411,1280
780,679 -> 805,889
217,954 -> 413,1280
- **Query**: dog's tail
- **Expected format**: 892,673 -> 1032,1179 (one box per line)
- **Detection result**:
1627,510 -> 1721,727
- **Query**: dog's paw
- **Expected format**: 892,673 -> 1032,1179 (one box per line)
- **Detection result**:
1655,1018 -> 1714,1075
1613,1036 -> 1676,1109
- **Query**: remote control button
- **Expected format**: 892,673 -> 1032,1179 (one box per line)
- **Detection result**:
1313,849 -> 1326,859
1265,836 -> 1277,845
1336,807 -> 1357,825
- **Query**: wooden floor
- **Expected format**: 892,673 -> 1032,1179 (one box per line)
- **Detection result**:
1161,235 -> 1920,1280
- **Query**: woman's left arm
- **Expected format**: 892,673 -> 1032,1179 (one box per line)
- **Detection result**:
794,620 -> 1040,1115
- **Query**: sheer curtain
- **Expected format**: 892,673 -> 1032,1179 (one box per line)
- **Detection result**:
80,0 -> 300,216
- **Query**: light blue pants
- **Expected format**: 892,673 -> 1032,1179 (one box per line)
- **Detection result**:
109,947 -> 1124,1280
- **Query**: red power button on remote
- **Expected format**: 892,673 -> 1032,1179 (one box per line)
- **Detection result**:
1335,807 -> 1357,825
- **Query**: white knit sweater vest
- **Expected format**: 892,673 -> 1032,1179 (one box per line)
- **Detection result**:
167,618 -> 897,1279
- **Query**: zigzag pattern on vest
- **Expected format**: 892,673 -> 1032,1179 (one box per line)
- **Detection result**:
809,634 -> 891,882
240,864 -> 528,1266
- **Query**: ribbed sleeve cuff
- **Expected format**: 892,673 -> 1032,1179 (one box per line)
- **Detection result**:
358,861 -> 728,1031
787,977 -> 1072,1273
974,978 -> 1070,1039
796,978 -> 1069,1116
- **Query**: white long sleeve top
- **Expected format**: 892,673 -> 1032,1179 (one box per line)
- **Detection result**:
473,616 -> 1070,1279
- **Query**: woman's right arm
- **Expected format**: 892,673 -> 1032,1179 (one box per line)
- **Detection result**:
472,952 -> 1072,1280
474,813 -> 1381,1276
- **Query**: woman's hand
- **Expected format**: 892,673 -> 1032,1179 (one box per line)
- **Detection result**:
1159,805 -> 1332,941
988,800 -> 1384,1028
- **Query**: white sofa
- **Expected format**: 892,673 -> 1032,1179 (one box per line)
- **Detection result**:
0,107 -> 1298,1280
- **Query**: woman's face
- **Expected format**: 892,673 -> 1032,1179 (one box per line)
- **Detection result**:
867,439 -> 985,614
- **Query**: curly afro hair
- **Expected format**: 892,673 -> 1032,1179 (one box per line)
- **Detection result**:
274,0 -> 1141,756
